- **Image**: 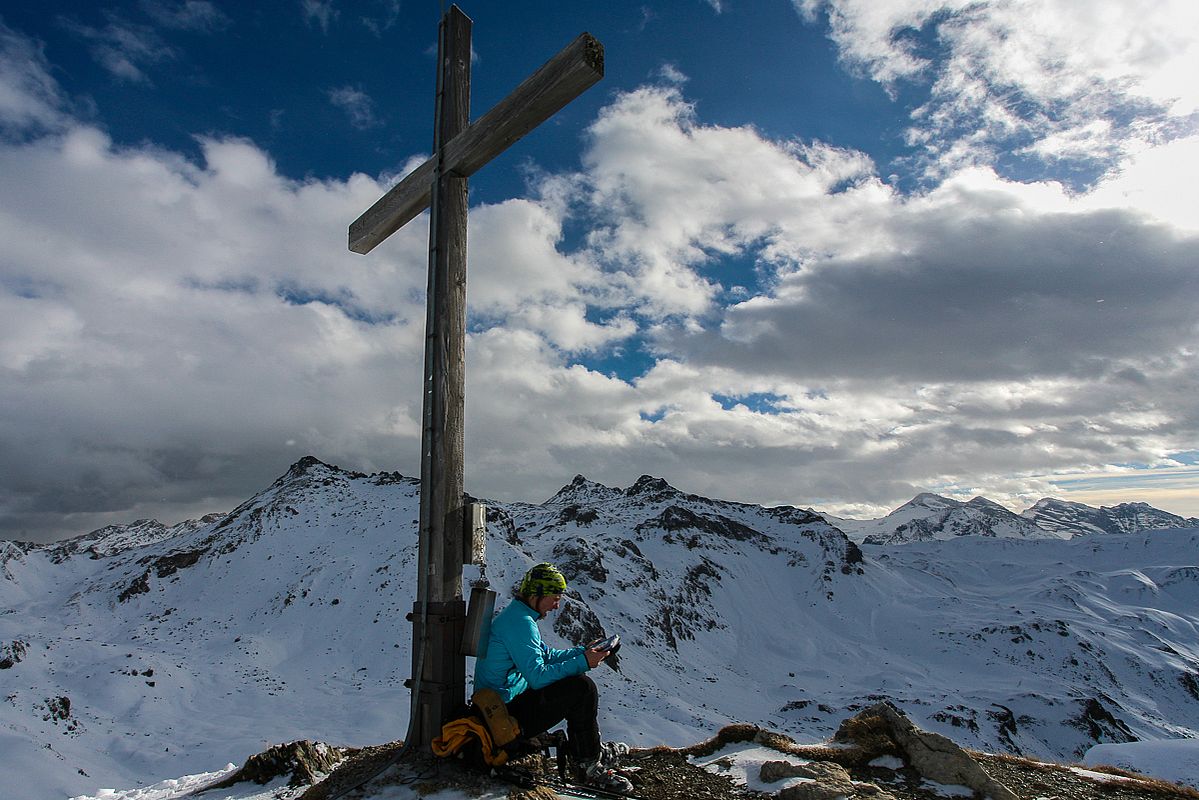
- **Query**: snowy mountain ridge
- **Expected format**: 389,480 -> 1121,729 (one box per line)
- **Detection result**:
828,492 -> 1198,544
1022,496 -> 1199,537
830,494 -> 1049,545
3,457 -> 1199,800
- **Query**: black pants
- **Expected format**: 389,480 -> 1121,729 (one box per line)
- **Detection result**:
505,674 -> 600,762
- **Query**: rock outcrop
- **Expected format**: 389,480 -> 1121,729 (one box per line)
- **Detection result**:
836,702 -> 1019,800
760,758 -> 895,800
207,740 -> 345,790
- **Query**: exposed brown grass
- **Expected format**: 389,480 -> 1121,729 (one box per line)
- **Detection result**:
831,713 -> 900,764
505,786 -> 559,800
664,722 -> 888,771
676,724 -> 760,757
978,751 -> 1199,799
1082,764 -> 1199,799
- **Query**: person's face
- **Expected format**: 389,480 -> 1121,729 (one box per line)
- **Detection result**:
534,593 -> 562,615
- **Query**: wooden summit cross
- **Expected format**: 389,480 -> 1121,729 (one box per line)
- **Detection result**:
348,5 -> 603,747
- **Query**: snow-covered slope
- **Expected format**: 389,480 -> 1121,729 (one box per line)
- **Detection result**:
1023,497 -> 1199,536
1,458 -> 424,799
4,458 -> 1199,799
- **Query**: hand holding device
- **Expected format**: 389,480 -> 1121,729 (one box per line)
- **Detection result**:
594,633 -> 620,652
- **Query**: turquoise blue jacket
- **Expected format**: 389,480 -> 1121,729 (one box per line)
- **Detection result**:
473,598 -> 589,703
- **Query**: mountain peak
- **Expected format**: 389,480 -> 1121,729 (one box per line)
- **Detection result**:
1029,497 -> 1070,510
546,474 -> 620,504
625,474 -> 679,497
283,455 -> 333,479
270,456 -> 367,490
904,492 -> 958,510
1103,501 -> 1152,511
966,496 -> 1008,511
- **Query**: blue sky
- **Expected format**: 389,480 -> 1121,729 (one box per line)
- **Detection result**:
1,0 -> 1197,541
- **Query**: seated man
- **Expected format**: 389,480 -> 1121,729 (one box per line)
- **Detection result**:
473,562 -> 631,793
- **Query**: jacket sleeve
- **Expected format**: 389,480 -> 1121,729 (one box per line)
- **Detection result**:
503,614 -> 589,689
543,641 -> 585,665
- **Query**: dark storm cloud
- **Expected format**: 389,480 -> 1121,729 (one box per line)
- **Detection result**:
675,208 -> 1198,383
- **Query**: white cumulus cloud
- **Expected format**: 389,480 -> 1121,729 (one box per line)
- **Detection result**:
797,0 -> 1199,179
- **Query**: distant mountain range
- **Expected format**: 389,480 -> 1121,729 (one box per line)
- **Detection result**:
1023,496 -> 1199,536
3,457 -> 1197,799
828,492 -> 1197,545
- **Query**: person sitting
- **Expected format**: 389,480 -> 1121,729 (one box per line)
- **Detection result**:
473,562 -> 631,793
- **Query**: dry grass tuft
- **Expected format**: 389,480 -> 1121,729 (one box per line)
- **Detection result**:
793,745 -> 874,770
677,724 -> 761,757
672,723 -> 885,772
753,729 -> 804,755
979,751 -> 1199,800
633,744 -> 680,756
1083,764 -> 1199,799
831,713 -> 899,763
505,786 -> 559,800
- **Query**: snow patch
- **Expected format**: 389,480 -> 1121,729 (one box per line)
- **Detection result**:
68,765 -> 238,800
689,742 -> 815,793
920,779 -> 974,797
1084,738 -> 1199,789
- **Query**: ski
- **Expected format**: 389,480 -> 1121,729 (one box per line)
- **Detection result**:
536,775 -> 639,800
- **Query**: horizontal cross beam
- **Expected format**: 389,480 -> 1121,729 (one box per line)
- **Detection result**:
349,32 -> 604,254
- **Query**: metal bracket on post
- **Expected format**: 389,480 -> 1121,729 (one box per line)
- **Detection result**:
464,501 -> 486,566
461,502 -> 493,658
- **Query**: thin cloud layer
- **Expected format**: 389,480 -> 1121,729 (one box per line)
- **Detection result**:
328,85 -> 381,130
300,0 -> 339,34
59,12 -> 176,85
142,1 -> 231,33
0,21 -> 67,134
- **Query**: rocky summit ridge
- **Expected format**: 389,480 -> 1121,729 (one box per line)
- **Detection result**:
194,701 -> 1199,800
2,457 -> 1198,799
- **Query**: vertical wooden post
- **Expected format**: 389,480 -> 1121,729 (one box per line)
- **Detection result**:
411,4 -> 470,749
348,3 -> 603,752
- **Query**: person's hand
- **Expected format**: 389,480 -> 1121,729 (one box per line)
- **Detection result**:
585,644 -> 609,668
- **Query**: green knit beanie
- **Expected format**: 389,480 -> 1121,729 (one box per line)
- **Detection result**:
519,562 -> 567,597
